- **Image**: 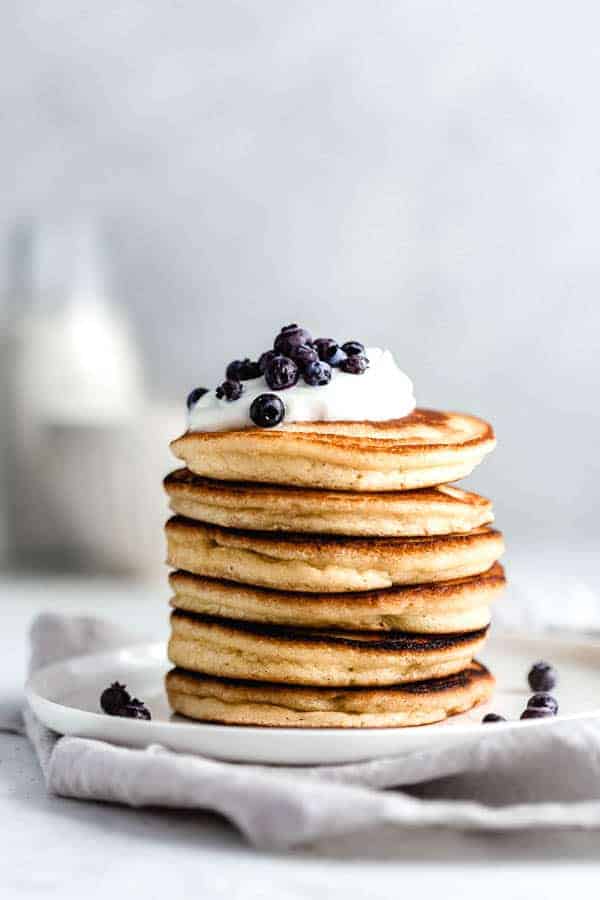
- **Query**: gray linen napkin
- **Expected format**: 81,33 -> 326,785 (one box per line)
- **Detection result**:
21,612 -> 600,849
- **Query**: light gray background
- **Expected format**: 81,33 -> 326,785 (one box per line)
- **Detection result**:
1,2 -> 599,545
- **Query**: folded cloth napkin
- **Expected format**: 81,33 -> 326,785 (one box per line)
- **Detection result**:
19,613 -> 600,850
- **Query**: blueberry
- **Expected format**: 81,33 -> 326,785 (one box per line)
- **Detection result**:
303,360 -> 332,386
313,338 -> 339,362
250,393 -> 285,428
100,682 -> 131,715
226,358 -> 260,381
341,341 -> 365,356
258,350 -> 277,373
528,661 -> 557,692
186,387 -> 208,410
340,354 -> 369,374
292,343 -> 319,369
216,379 -> 244,401
119,698 -> 151,720
521,707 -> 554,720
264,355 -> 299,391
482,713 -> 506,723
274,325 -> 313,356
328,348 -> 348,368
527,693 -> 559,715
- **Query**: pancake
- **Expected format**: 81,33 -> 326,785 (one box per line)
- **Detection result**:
169,563 -> 505,634
168,611 -> 490,686
165,516 -> 505,592
164,469 -> 494,537
166,661 -> 495,727
170,408 -> 495,492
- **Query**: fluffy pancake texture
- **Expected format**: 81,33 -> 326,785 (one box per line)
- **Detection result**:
164,469 -> 494,536
168,611 -> 490,686
170,408 -> 496,492
169,564 -> 505,634
165,516 -> 505,593
166,661 -> 495,727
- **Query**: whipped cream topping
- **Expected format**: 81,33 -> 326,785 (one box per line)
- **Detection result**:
188,348 -> 415,432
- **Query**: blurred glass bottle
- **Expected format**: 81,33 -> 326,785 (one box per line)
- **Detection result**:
2,219 -> 145,570
0,223 -> 32,566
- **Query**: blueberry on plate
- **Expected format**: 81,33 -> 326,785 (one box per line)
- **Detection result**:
527,693 -> 558,714
528,661 -> 557,692
250,393 -> 285,428
274,324 -> 313,356
328,348 -> 348,368
313,338 -> 339,362
120,698 -> 151,720
226,358 -> 261,381
258,350 -> 278,373
264,355 -> 299,390
100,682 -> 131,715
520,707 -> 554,720
303,360 -> 332,386
292,343 -> 319,368
216,379 -> 244,401
482,713 -> 506,723
186,387 -> 208,410
341,340 -> 365,356
340,354 -> 369,374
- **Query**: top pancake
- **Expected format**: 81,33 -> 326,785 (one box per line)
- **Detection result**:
170,407 -> 495,492
164,468 -> 494,536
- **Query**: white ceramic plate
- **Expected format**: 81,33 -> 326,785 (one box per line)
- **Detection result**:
26,632 -> 600,765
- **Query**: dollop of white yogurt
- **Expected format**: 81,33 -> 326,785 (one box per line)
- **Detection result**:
188,347 -> 415,432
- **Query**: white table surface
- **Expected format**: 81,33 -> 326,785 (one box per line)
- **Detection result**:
2,563 -> 600,899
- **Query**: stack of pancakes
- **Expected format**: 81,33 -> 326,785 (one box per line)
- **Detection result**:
164,408 -> 505,728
